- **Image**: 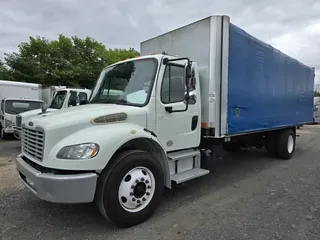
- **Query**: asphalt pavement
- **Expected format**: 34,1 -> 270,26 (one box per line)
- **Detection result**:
0,125 -> 319,240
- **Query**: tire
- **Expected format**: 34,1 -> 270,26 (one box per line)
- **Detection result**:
276,129 -> 296,160
0,126 -> 9,140
265,134 -> 279,158
95,150 -> 164,228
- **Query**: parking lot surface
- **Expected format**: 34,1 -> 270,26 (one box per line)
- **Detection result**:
0,125 -> 320,240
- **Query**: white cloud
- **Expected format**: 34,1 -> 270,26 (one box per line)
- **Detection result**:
0,0 -> 319,83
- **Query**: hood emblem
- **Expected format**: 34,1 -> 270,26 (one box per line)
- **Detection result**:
28,122 -> 34,127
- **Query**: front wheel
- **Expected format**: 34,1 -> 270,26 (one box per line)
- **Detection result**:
0,126 -> 9,140
95,150 -> 164,228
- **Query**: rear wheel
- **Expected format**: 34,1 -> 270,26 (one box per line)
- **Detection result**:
95,150 -> 164,228
276,129 -> 295,160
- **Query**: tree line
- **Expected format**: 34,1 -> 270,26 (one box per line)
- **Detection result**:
0,34 -> 140,89
1,34 -> 319,96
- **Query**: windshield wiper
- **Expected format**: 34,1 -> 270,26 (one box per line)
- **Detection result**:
90,98 -> 129,104
115,99 -> 128,104
90,98 -> 117,104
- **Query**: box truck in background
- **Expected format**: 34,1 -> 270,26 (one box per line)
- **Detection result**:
41,86 -> 67,106
0,80 -> 44,139
16,15 -> 314,227
14,88 -> 92,139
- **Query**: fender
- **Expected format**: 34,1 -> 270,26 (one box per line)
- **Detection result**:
46,123 -> 171,187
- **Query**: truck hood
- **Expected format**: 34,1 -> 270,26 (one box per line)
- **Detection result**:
24,104 -> 147,132
19,108 -> 58,121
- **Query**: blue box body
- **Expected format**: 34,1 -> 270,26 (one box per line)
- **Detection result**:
227,23 -> 315,135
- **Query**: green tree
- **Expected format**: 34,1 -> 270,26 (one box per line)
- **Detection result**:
1,35 -> 139,88
314,91 -> 320,97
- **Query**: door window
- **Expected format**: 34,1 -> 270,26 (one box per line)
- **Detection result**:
161,64 -> 185,104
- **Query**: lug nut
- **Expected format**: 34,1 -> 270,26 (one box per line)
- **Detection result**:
131,185 -> 135,189
146,180 -> 149,184
147,185 -> 151,189
132,198 -> 136,202
130,192 -> 133,196
137,200 -> 141,204
135,179 -> 139,183
146,192 -> 150,196
141,177 -> 145,181
142,197 -> 146,201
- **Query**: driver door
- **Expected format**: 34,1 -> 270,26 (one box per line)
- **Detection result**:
155,63 -> 200,152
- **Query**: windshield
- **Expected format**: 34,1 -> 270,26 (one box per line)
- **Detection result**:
50,90 -> 67,109
90,58 -> 158,106
5,100 -> 43,115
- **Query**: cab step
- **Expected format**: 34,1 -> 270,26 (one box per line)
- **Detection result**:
171,168 -> 209,184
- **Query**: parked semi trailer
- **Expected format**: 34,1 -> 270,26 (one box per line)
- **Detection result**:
16,15 -> 314,228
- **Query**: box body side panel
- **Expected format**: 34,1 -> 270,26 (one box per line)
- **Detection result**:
227,23 -> 315,135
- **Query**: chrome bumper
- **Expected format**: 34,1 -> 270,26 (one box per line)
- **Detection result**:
16,155 -> 98,203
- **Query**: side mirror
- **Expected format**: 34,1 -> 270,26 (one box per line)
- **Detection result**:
69,91 -> 77,106
187,93 -> 196,105
41,102 -> 47,114
143,82 -> 150,93
185,63 -> 192,87
79,92 -> 88,105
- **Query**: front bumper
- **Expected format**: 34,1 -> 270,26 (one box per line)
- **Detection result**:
16,155 -> 98,203
4,128 -> 14,134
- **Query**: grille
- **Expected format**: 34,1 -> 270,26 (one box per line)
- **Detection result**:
22,126 -> 44,161
16,115 -> 22,127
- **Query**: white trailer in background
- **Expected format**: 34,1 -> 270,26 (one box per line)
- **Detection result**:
14,88 -> 92,139
0,80 -> 44,139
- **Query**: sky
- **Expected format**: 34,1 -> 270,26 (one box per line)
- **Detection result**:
1,0 -> 320,84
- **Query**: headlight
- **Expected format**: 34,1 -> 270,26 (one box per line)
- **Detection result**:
5,119 -> 12,128
56,143 -> 99,159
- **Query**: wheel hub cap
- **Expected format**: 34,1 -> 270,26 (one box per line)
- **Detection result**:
287,135 -> 294,153
118,166 -> 155,213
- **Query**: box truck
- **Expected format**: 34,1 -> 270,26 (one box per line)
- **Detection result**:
14,87 -> 91,139
41,85 -> 67,106
0,80 -> 44,139
16,15 -> 314,228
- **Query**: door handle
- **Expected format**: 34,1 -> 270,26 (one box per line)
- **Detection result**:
191,116 -> 198,131
165,106 -> 173,113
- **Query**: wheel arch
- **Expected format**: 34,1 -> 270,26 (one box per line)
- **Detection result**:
106,137 -> 171,188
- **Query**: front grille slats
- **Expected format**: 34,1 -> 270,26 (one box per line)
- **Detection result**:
22,126 -> 44,161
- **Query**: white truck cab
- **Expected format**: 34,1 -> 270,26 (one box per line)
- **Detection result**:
16,54 -> 199,227
313,96 -> 320,124
14,88 -> 91,139
0,98 -> 44,139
